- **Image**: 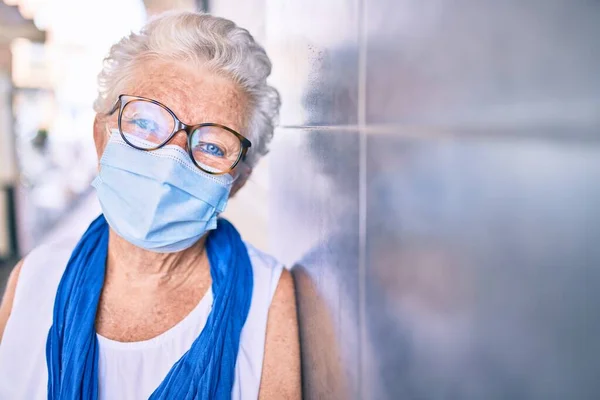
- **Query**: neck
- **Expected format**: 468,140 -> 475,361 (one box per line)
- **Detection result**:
105,229 -> 209,289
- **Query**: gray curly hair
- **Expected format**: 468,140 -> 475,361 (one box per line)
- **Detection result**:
93,11 -> 280,168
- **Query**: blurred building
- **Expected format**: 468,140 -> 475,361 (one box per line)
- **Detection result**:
0,0 -> 208,261
0,0 -> 45,260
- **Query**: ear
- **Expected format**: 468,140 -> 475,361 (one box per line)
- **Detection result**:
230,162 -> 252,197
93,114 -> 109,161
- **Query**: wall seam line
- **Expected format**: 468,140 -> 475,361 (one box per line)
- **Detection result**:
357,0 -> 368,397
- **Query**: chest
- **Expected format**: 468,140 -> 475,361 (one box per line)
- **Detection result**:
95,282 -> 209,342
0,241 -> 273,400
95,290 -> 213,400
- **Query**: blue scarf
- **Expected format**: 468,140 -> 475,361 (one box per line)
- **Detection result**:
46,215 -> 253,399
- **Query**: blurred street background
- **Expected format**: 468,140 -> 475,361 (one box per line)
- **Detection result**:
0,0 -> 145,269
1,0 -> 600,399
0,0 -> 263,274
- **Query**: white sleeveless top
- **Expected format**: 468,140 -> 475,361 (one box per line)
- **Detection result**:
0,223 -> 283,400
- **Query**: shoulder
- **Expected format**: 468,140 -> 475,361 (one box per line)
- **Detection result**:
0,238 -> 76,330
233,243 -> 299,399
0,224 -> 90,344
244,242 -> 283,271
17,240 -> 76,288
243,243 -> 294,310
270,269 -> 295,310
248,242 -> 301,400
0,260 -> 24,342
241,241 -> 293,314
244,242 -> 284,298
258,266 -> 301,399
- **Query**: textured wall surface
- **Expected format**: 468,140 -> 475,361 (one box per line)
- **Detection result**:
213,1 -> 600,398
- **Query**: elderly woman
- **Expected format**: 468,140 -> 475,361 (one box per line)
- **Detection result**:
0,11 -> 300,400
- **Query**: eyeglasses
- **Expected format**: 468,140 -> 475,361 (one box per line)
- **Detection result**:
106,94 -> 251,175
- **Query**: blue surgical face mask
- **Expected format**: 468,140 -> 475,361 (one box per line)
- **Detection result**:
91,131 -> 233,253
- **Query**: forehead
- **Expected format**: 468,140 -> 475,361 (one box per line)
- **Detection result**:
126,60 -> 249,135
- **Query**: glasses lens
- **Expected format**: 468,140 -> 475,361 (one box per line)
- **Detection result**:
120,100 -> 175,148
190,126 -> 242,174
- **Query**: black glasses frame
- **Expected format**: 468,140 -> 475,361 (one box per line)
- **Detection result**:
106,94 -> 252,175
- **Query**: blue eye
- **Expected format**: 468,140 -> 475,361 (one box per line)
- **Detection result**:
132,118 -> 159,132
196,142 -> 225,157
